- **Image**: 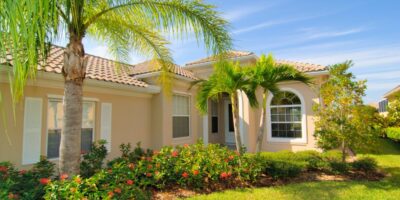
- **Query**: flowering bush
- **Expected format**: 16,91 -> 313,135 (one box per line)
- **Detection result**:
80,140 -> 108,178
0,157 -> 55,199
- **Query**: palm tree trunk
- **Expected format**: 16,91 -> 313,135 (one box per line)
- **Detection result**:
256,90 -> 268,152
59,35 -> 87,175
231,93 -> 243,154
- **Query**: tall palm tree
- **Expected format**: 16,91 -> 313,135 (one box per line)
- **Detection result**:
196,61 -> 258,154
247,54 -> 311,153
0,0 -> 231,175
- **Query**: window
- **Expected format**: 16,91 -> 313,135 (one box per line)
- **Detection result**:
173,95 -> 190,138
211,101 -> 218,133
47,99 -> 95,159
270,91 -> 302,138
379,99 -> 388,113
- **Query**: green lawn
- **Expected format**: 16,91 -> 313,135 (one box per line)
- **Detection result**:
189,139 -> 400,200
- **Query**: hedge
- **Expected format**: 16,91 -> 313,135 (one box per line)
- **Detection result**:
387,127 -> 400,141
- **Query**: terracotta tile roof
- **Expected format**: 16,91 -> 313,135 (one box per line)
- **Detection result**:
185,50 -> 255,66
2,45 -> 198,88
130,60 -> 198,80
275,59 -> 327,73
184,50 -> 328,73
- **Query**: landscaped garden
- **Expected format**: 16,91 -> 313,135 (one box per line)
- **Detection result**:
1,139 -> 394,200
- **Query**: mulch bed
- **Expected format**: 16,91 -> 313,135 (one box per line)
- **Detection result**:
151,170 -> 386,200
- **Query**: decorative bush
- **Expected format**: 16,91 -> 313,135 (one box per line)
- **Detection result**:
80,140 -> 108,178
351,157 -> 378,172
387,127 -> 400,141
0,157 -> 55,199
328,161 -> 350,174
263,159 -> 305,179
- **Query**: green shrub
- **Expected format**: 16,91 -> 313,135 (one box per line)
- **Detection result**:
80,140 -> 108,178
328,161 -> 349,174
263,159 -> 305,179
0,157 -> 55,199
322,150 -> 342,162
351,157 -> 378,172
107,142 -> 153,167
387,127 -> 400,141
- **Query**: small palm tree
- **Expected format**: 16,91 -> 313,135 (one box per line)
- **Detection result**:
1,0 -> 231,175
196,61 -> 258,154
247,54 -> 311,152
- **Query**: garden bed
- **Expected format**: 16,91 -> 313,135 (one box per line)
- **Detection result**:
1,141 -> 384,200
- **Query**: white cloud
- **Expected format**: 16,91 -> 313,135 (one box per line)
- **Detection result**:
303,27 -> 366,40
233,17 -> 311,34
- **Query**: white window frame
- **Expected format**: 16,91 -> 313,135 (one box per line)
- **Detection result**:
172,93 -> 191,140
266,88 -> 307,143
45,97 -> 96,160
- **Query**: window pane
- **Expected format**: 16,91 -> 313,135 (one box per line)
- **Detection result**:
173,95 -> 189,115
228,104 -> 234,132
47,129 -> 61,159
211,101 -> 218,116
212,116 -> 218,133
47,100 -> 63,130
271,123 -> 302,138
81,128 -> 93,154
173,116 -> 189,138
82,102 -> 95,128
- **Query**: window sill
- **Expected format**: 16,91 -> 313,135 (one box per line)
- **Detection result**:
267,138 -> 307,144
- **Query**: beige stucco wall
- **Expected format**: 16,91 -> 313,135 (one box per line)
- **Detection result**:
0,81 -> 156,169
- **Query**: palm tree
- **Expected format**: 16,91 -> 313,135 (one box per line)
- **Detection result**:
0,0 -> 231,175
247,54 -> 311,153
196,61 -> 258,154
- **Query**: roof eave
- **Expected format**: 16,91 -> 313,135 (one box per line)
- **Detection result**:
133,71 -> 197,82
383,85 -> 400,98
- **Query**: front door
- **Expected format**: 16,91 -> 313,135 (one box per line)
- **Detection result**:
224,101 -> 235,145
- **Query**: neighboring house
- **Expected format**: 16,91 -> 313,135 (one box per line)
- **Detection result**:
379,85 -> 400,115
0,46 -> 328,168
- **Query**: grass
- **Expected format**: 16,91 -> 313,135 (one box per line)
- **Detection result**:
189,138 -> 400,200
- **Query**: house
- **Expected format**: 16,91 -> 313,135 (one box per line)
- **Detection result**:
378,85 -> 400,115
0,45 -> 328,168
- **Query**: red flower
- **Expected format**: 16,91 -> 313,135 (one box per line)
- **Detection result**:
146,157 -> 152,162
228,172 -> 232,177
147,165 -> 153,169
146,172 -> 152,177
128,163 -> 135,170
60,173 -> 68,181
8,193 -> 16,199
153,150 -> 159,155
0,166 -> 7,173
184,144 -> 189,148
155,171 -> 160,175
126,179 -> 134,185
74,177 -> 82,184
229,155 -> 234,160
108,191 -> 114,198
193,170 -> 199,176
235,151 -> 241,156
114,188 -> 122,194
220,172 -> 228,179
19,170 -> 27,175
224,159 -> 229,163
39,178 -> 50,185
70,187 -> 77,193
171,150 -> 179,157
108,169 -> 112,173
182,172 -> 189,178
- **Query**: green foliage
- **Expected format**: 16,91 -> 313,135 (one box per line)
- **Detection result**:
351,157 -> 378,172
314,61 -> 380,161
328,161 -> 350,175
0,157 -> 55,199
107,142 -> 153,167
80,140 -> 108,178
1,0 -> 232,102
387,127 -> 400,141
387,98 -> 400,126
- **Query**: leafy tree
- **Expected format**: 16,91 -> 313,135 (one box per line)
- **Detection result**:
0,0 -> 231,175
246,54 -> 311,152
387,97 -> 400,127
196,61 -> 257,154
314,61 -> 379,162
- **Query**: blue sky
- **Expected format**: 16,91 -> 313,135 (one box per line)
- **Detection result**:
60,0 -> 400,103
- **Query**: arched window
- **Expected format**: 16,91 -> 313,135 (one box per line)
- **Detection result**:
270,91 -> 302,138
